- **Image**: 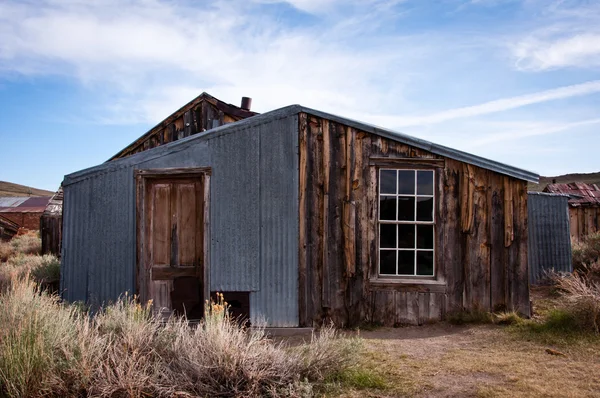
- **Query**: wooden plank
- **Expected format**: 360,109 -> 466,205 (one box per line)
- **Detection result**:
369,280 -> 447,293
369,157 -> 445,168
152,184 -> 171,267
429,293 -> 442,322
327,120 -> 345,321
418,292 -> 429,325
202,175 -> 210,311
460,164 -> 474,233
372,291 -> 395,326
489,173 -> 507,311
151,266 -> 199,280
569,209 -> 578,241
443,161 -> 463,312
504,177 -> 514,247
136,167 -> 212,177
152,280 -> 173,319
406,291 -> 419,325
298,113 -> 309,327
395,291 -> 409,325
468,168 -> 491,311
515,181 -> 530,316
343,201 -> 356,277
176,182 -> 197,266
183,110 -> 193,137
321,119 -> 331,308
136,175 -> 147,302
307,115 -> 324,325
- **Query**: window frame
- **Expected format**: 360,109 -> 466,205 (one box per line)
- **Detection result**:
376,166 -> 438,280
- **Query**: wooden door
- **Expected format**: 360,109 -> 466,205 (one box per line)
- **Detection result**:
137,169 -> 210,320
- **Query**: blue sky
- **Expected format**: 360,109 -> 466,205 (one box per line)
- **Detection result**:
1,0 -> 599,191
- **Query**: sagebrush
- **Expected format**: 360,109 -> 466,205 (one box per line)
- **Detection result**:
0,279 -> 360,397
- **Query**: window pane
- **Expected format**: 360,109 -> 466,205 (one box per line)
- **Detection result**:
416,197 -> 433,221
397,197 -> 415,221
417,170 -> 434,195
380,197 -> 396,220
398,224 -> 415,248
398,170 -> 415,195
397,251 -> 415,275
380,169 -> 396,194
380,224 -> 396,249
417,225 -> 434,249
380,250 -> 396,275
417,251 -> 434,276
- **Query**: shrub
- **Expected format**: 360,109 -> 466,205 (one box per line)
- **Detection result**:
493,311 -> 523,326
553,272 -> 600,334
572,232 -> 600,272
0,283 -> 360,397
0,278 -> 82,397
0,254 -> 60,291
0,232 -> 41,262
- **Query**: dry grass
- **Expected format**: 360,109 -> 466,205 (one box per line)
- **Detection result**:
0,232 -> 41,262
0,280 -> 360,397
553,272 -> 600,333
572,232 -> 600,272
333,324 -> 600,398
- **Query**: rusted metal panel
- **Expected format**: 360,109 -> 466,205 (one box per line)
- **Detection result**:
528,192 -> 572,284
544,182 -> 600,206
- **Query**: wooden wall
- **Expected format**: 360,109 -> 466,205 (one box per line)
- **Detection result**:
569,206 -> 600,242
111,96 -> 254,160
298,113 -> 530,327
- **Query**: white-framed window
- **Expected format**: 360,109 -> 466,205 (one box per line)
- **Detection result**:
378,169 -> 435,277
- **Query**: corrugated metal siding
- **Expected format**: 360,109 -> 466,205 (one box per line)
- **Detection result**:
61,169 -> 136,306
61,114 -> 299,326
210,128 -> 260,291
528,192 -> 572,284
251,115 -> 299,326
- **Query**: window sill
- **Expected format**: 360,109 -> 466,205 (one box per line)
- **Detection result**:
369,277 -> 446,293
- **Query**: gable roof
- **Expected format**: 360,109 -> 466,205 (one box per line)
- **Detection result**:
109,92 -> 258,160
65,104 -> 539,185
544,182 -> 600,206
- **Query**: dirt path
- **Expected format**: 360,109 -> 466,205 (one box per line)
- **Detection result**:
335,324 -> 600,397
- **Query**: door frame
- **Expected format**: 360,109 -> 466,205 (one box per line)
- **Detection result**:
135,167 -> 211,308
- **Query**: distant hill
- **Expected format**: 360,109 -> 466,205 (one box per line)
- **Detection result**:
528,172 -> 600,192
0,181 -> 54,197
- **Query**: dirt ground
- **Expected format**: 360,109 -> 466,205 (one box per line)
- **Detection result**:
303,287 -> 600,397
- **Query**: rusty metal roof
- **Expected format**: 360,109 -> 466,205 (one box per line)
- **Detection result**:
0,197 -> 29,207
0,196 -> 52,213
544,182 -> 600,207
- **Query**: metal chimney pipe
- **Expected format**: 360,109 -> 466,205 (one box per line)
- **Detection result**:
241,97 -> 252,111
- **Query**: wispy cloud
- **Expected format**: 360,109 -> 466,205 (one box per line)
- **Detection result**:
510,0 -> 600,70
356,80 -> 600,128
465,117 -> 600,147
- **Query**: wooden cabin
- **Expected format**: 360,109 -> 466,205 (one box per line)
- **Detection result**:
544,182 -> 600,242
60,99 -> 537,327
41,93 -> 257,257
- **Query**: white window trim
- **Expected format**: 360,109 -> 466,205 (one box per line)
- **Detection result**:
378,168 -> 436,278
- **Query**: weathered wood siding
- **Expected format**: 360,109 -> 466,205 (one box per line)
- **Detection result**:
299,113 -> 529,327
111,95 -> 256,160
569,206 -> 600,242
